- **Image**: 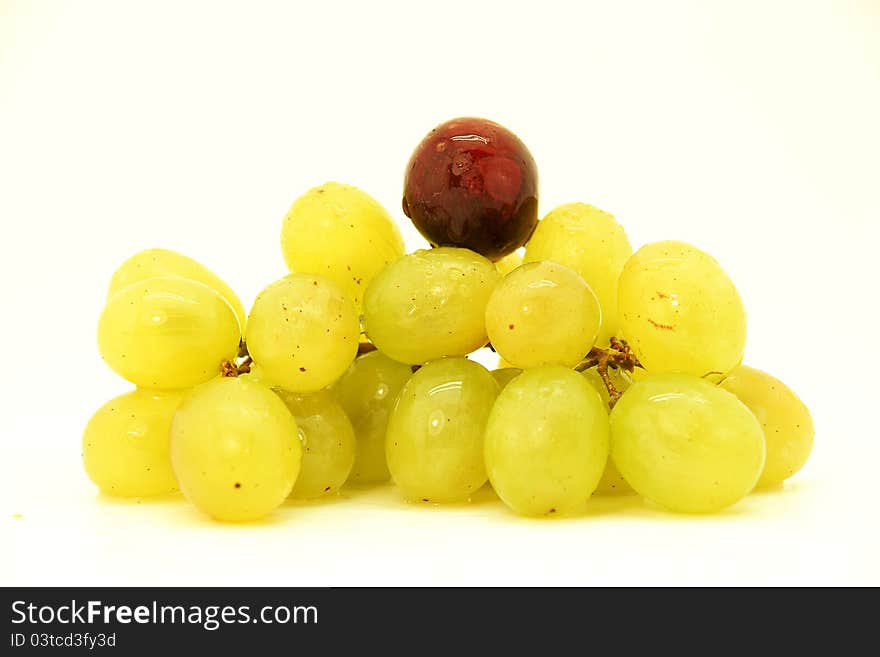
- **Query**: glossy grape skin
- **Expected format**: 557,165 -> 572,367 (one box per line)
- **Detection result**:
331,351 -> 413,484
485,366 -> 609,516
170,377 -> 301,522
617,241 -> 746,377
275,389 -> 356,499
403,117 -> 538,260
610,373 -> 765,513
107,248 -> 246,332
486,260 -> 601,369
495,250 -> 523,276
280,182 -> 405,309
524,203 -> 631,346
82,388 -> 185,497
582,367 -> 635,495
491,367 -> 522,391
98,276 -> 241,389
386,358 -> 499,502
363,247 -> 501,364
719,365 -> 814,487
246,273 -> 359,392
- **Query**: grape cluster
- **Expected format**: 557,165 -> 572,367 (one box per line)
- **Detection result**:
84,118 -> 814,521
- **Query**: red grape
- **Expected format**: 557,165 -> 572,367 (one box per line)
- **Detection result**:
402,117 -> 538,261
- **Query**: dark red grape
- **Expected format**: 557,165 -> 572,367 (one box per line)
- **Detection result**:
402,117 -> 538,261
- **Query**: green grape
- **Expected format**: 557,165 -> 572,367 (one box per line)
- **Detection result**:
246,273 -> 359,392
82,388 -> 185,497
617,241 -> 746,377
386,358 -> 499,502
719,365 -> 814,487
170,377 -> 301,522
107,248 -> 246,332
495,249 -> 523,276
98,276 -> 241,389
485,366 -> 609,516
486,261 -> 601,368
524,203 -> 631,346
363,247 -> 501,364
491,367 -> 522,391
610,373 -> 765,513
274,389 -> 356,499
331,351 -> 412,484
280,182 -> 405,309
582,367 -> 635,495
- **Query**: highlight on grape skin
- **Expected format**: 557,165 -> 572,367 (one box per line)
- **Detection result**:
83,115 -> 813,523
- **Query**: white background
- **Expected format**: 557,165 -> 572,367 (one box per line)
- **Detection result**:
2,0 -> 878,586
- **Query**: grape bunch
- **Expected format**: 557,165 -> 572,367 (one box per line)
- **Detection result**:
84,117 -> 814,521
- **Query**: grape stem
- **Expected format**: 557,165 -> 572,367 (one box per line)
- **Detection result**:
221,342 -> 253,377
575,337 -> 643,409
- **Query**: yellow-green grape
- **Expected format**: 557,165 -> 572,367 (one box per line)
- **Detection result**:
386,358 -> 499,502
98,276 -> 240,389
485,366 -> 609,516
246,273 -> 359,392
486,261 -> 601,369
82,388 -> 185,497
617,241 -> 746,377
331,351 -> 412,484
495,249 -> 523,276
107,248 -> 247,332
582,367 -> 635,495
491,367 -> 522,391
719,365 -> 814,487
524,203 -> 631,346
274,389 -> 356,499
363,248 -> 501,364
280,182 -> 405,309
610,373 -> 765,513
170,377 -> 301,522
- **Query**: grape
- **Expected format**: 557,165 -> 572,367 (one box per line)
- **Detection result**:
246,273 -> 359,392
107,248 -> 247,332
485,366 -> 609,516
495,250 -> 523,276
617,241 -> 746,377
582,367 -> 635,495
98,276 -> 240,389
274,389 -> 356,499
485,260 -> 601,368
170,377 -> 301,522
402,117 -> 538,260
610,373 -> 765,513
524,203 -> 631,346
363,247 -> 501,364
491,367 -> 522,391
82,388 -> 185,497
331,351 -> 412,484
280,182 -> 405,309
719,365 -> 814,487
386,358 -> 498,502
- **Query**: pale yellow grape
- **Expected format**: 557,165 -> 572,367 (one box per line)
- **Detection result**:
719,365 -> 814,487
524,203 -> 631,346
82,388 -> 185,497
386,358 -> 498,502
495,249 -> 523,276
485,366 -> 609,516
610,373 -> 765,513
582,367 -> 635,495
170,377 -> 301,522
107,248 -> 246,332
331,351 -> 412,484
486,261 -> 601,368
617,241 -> 746,377
280,182 -> 405,309
98,276 -> 240,389
363,248 -> 501,364
491,367 -> 522,391
275,389 -> 356,499
246,273 -> 359,392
